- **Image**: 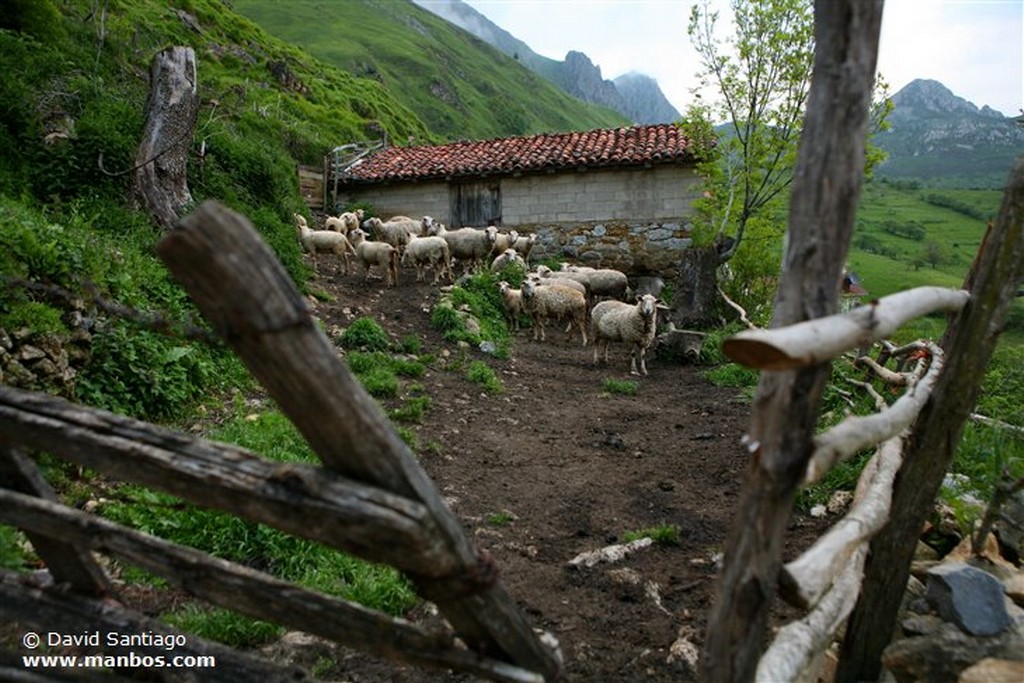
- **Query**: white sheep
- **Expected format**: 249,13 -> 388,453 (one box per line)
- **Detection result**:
512,232 -> 538,262
490,248 -> 526,274
363,216 -> 415,254
590,294 -> 666,376
401,233 -> 454,284
294,213 -> 309,229
521,279 -> 588,346
295,220 -> 357,275
348,228 -> 399,287
527,270 -> 587,297
541,265 -> 628,303
324,208 -> 363,234
428,223 -> 496,275
489,229 -> 519,257
497,280 -> 524,331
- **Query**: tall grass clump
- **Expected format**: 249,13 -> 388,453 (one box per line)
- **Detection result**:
430,272 -> 511,357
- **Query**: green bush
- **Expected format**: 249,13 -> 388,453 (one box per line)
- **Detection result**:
340,317 -> 392,351
74,323 -> 242,420
0,301 -> 67,335
430,272 -> 511,357
466,360 -> 502,394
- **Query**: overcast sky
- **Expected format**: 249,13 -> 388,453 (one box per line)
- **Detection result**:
456,0 -> 1023,117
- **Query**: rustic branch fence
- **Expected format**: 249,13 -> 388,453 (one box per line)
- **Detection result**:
0,201 -> 561,682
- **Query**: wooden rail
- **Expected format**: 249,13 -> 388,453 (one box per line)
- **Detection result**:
0,200 -> 562,682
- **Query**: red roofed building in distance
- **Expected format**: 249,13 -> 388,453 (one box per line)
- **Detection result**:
329,123 -> 704,274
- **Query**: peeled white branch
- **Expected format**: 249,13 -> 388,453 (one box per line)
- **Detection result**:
783,437 -> 904,609
806,343 -> 943,483
855,355 -> 912,386
757,545 -> 867,682
718,286 -> 758,330
722,287 -> 968,370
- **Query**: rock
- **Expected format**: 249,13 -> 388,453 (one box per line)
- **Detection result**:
883,620 -> 1024,683
258,631 -> 333,677
656,329 -> 706,363
958,658 -> 1024,683
17,344 -> 46,362
996,489 -> 1024,564
827,489 -> 854,514
1005,572 -> 1024,607
926,562 -> 1012,636
666,625 -> 700,676
568,538 -> 653,569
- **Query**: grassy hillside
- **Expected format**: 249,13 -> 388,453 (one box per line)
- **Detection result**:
0,0 -> 440,418
233,0 -> 628,140
849,181 -> 1002,297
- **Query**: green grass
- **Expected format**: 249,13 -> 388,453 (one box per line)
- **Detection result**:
849,182 -> 1000,297
602,378 -> 639,396
96,407 -> 418,647
623,524 -> 681,546
485,512 -> 515,526
466,360 -> 503,394
431,272 -> 513,357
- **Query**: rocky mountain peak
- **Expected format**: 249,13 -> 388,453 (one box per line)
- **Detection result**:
412,0 -> 680,124
891,79 -> 1004,120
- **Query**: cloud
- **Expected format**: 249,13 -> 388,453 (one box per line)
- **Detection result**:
460,0 -> 1023,117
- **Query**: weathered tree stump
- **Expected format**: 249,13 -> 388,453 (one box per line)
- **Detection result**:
131,46 -> 198,231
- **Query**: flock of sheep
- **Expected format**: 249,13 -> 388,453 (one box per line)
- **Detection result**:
295,211 -> 667,376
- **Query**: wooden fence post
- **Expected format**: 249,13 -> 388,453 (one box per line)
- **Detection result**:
698,2 -> 884,680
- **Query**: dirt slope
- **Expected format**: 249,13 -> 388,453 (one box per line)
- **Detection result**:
300,258 -> 823,682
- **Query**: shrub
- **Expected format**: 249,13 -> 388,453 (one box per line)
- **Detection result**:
340,317 -> 392,351
466,360 -> 502,394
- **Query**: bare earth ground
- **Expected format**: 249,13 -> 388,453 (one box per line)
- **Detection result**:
290,256 -> 828,682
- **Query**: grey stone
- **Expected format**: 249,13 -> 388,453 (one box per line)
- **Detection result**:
591,224 -> 606,237
646,227 -> 673,241
996,490 -> 1024,564
926,562 -> 1012,636
883,619 -> 1024,683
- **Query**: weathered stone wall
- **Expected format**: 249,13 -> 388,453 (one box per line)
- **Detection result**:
335,181 -> 450,222
339,163 -> 700,275
0,327 -> 89,394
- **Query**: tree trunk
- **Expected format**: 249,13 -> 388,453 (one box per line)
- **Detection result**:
672,245 -> 721,327
698,2 -> 883,681
836,156 -> 1024,682
131,46 -> 198,231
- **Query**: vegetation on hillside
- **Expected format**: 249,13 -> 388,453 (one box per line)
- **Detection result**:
233,0 -> 628,140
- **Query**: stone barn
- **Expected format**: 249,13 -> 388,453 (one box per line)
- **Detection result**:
331,123 -> 702,274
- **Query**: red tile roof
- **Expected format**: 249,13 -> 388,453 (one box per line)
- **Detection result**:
339,123 -> 694,185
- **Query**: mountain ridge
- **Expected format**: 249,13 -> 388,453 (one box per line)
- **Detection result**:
875,78 -> 1024,188
413,0 -> 681,124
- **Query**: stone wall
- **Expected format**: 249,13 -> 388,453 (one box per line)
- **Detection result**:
335,181 -> 450,223
338,163 -> 700,275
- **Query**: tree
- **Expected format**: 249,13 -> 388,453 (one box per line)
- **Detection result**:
131,46 -> 199,231
673,0 -> 891,329
685,0 -> 815,263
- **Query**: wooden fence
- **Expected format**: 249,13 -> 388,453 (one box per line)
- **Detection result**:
0,201 -> 561,682
297,164 -> 325,211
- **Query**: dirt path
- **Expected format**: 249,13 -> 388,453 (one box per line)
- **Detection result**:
300,259 -> 823,681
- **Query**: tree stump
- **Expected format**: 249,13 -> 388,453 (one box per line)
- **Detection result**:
131,46 -> 198,231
